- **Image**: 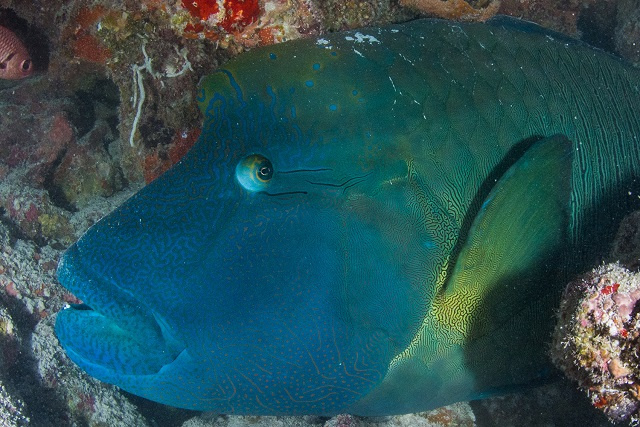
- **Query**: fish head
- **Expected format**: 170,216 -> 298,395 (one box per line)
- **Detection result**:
55,35 -> 430,414
3,53 -> 32,79
0,45 -> 32,79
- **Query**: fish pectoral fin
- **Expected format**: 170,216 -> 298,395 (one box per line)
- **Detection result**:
56,305 -> 183,378
433,134 -> 573,339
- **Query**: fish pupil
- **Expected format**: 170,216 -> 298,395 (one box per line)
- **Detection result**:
258,165 -> 273,180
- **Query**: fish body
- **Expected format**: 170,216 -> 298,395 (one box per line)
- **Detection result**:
55,17 -> 640,415
0,25 -> 32,79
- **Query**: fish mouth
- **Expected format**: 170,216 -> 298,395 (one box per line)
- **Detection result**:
55,244 -> 185,377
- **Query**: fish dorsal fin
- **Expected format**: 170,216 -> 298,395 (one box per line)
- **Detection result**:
433,134 -> 572,340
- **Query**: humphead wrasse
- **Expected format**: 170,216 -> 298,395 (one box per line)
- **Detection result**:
55,17 -> 640,415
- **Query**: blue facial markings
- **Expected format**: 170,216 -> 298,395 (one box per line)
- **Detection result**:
266,85 -> 277,111
219,70 -> 247,108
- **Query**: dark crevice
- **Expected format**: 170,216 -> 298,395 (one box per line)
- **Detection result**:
42,148 -> 76,213
64,78 -> 120,141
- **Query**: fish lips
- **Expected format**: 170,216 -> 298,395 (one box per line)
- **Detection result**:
55,244 -> 185,377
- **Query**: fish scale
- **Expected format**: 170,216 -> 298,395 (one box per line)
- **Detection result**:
55,17 -> 640,415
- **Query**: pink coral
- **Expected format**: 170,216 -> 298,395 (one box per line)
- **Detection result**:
613,290 -> 640,321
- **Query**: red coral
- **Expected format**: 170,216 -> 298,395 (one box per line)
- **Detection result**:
220,0 -> 261,32
72,34 -> 111,64
593,395 -> 608,408
182,0 -> 261,33
181,0 -> 220,20
65,6 -> 112,64
601,282 -> 620,295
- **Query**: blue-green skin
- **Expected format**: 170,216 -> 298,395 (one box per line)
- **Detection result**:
55,17 -> 640,415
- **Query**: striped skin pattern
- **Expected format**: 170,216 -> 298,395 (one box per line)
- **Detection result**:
55,17 -> 640,415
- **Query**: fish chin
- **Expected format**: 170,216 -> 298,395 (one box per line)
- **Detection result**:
55,247 -> 185,379
56,307 -> 183,378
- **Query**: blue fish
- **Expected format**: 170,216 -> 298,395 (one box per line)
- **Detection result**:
55,17 -> 640,415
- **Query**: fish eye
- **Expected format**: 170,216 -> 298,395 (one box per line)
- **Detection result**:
236,154 -> 274,192
21,60 -> 31,71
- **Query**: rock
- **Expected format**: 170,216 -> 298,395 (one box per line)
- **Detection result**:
615,0 -> 640,67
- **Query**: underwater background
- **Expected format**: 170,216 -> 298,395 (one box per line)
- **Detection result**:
0,0 -> 637,425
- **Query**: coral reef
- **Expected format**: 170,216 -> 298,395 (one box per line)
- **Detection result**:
0,73 -> 122,243
399,0 -> 500,21
49,0 -> 328,182
552,259 -> 640,422
319,0 -> 413,32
